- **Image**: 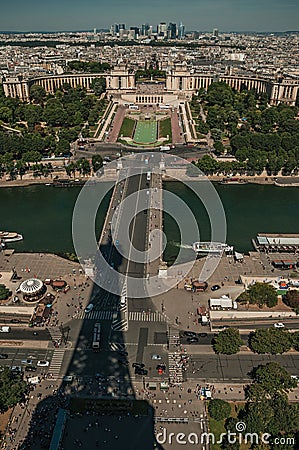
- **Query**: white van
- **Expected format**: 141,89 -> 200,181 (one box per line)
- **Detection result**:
0,326 -> 11,333
28,376 -> 40,385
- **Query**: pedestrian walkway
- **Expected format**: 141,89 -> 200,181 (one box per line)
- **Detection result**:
48,327 -> 62,342
168,326 -> 180,348
128,311 -> 166,322
49,349 -> 65,379
109,342 -> 126,352
111,314 -> 128,332
74,310 -> 114,320
168,352 -> 185,384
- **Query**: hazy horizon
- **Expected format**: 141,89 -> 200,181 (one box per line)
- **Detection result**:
0,0 -> 298,33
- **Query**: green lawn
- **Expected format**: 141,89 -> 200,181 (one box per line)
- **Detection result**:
118,117 -> 136,138
158,118 -> 172,142
133,120 -> 157,144
209,417 -> 226,450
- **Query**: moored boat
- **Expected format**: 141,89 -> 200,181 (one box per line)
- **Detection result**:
0,231 -> 23,243
192,241 -> 233,255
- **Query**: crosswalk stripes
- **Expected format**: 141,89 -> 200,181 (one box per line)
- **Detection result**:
110,342 -> 126,352
74,310 -> 114,320
168,326 -> 180,347
49,349 -> 65,379
111,312 -> 128,332
168,352 -> 184,384
128,311 -> 166,322
48,327 -> 62,342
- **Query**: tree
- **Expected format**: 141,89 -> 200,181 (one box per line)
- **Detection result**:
249,328 -> 293,354
91,154 -> 103,173
29,85 -> 47,104
247,362 -> 297,400
90,77 -> 106,96
213,328 -> 243,355
0,284 -> 11,300
283,290 -> 299,310
208,399 -> 231,421
242,283 -> 278,308
0,367 -> 27,412
56,138 -> 70,155
207,82 -> 233,107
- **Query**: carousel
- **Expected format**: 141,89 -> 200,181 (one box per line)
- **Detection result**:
19,278 -> 46,303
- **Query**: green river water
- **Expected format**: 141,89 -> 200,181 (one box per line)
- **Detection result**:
0,183 -> 298,260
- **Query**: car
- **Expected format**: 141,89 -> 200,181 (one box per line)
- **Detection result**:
118,360 -> 129,366
156,364 -> 166,371
0,353 -> 8,359
273,323 -> 285,328
21,359 -> 33,365
63,375 -> 73,382
135,368 -> 148,376
132,362 -> 145,368
183,331 -> 197,338
25,366 -> 37,372
37,360 -> 49,367
11,366 -> 22,372
117,350 -> 128,357
199,333 -> 208,338
151,354 -> 162,360
187,337 -> 199,343
10,318 -> 20,323
84,303 -> 94,313
211,284 -> 221,291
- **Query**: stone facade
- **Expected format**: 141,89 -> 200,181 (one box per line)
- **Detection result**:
2,64 -> 299,107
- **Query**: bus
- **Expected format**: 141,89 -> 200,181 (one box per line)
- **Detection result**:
92,323 -> 101,351
146,171 -> 151,182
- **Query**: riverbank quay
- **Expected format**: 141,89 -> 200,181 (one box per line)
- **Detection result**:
3,167 -> 299,188
151,249 -> 299,333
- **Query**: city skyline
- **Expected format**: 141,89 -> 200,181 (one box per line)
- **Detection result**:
0,0 -> 298,32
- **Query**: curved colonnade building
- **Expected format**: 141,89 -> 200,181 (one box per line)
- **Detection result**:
2,64 -> 299,107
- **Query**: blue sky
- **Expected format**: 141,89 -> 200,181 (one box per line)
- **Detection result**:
0,0 -> 298,32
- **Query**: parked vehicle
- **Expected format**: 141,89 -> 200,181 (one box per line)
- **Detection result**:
135,367 -> 148,376
151,355 -> 162,360
84,303 -> 94,313
21,359 -> 33,365
211,284 -> 221,291
37,360 -> 49,367
183,331 -> 197,338
187,337 -> 199,343
0,353 -> 8,359
132,362 -> 145,368
25,366 -> 37,372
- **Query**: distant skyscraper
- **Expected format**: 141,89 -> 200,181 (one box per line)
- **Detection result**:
157,22 -> 167,37
118,23 -> 126,30
130,26 -> 139,37
167,22 -> 177,39
110,23 -> 119,36
178,22 -> 185,39
213,28 -> 219,37
141,23 -> 150,36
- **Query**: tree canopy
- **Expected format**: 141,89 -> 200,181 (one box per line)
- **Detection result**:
213,328 -> 243,354
237,283 -> 278,308
0,367 -> 27,412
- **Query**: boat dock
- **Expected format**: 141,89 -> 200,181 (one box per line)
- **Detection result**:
253,233 -> 299,252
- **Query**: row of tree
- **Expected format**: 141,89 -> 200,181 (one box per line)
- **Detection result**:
213,326 -> 299,355
65,155 -> 103,177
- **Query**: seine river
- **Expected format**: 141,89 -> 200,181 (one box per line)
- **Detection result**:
1,183 -> 299,259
